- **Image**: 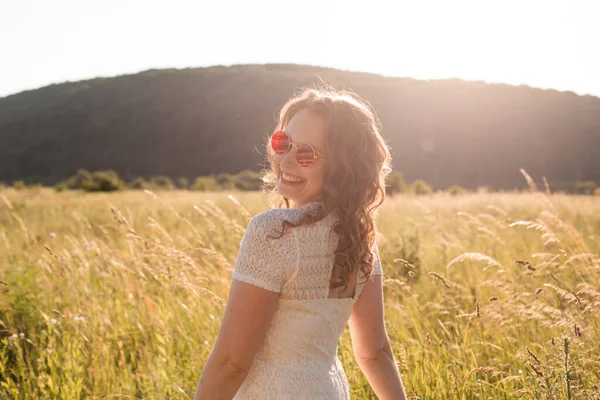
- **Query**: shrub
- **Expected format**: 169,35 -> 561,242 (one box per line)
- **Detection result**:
67,169 -> 95,190
29,183 -> 42,192
54,170 -> 123,192
129,177 -> 150,190
386,171 -> 407,196
234,170 -> 262,191
90,170 -> 122,192
574,181 -> 596,195
216,173 -> 237,190
12,180 -> 26,190
55,181 -> 70,192
191,176 -> 220,191
150,176 -> 175,190
177,177 -> 189,190
409,179 -> 433,196
448,185 -> 468,196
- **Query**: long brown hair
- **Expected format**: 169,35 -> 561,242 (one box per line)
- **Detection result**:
262,87 -> 392,293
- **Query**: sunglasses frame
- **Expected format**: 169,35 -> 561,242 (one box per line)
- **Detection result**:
270,130 -> 326,167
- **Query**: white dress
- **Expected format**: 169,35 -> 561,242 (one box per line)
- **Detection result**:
232,202 -> 383,400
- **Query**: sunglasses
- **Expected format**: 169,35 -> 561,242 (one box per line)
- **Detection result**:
270,130 -> 326,168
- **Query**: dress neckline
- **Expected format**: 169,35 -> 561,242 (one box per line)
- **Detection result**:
294,201 -> 322,209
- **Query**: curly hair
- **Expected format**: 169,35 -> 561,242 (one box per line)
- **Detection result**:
261,87 -> 392,295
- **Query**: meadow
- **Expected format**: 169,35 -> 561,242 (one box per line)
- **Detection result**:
1,188 -> 599,399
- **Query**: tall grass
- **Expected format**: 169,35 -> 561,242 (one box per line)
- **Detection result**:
1,188 -> 599,399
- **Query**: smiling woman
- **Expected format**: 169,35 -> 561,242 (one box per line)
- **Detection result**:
272,109 -> 328,207
194,87 -> 406,400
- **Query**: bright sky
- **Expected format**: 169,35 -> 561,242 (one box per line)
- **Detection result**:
1,0 -> 599,98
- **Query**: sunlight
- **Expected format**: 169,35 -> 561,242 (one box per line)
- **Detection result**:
0,0 -> 598,97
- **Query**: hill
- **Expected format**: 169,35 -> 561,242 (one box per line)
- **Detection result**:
1,64 -> 599,189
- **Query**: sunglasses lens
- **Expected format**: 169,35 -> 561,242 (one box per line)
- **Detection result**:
296,145 -> 315,167
271,131 -> 289,154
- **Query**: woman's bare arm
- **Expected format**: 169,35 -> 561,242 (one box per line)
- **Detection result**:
349,275 -> 407,400
193,280 -> 279,400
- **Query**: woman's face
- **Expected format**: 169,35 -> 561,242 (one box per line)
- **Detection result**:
275,109 -> 327,207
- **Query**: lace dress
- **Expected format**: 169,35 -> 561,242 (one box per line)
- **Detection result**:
232,202 -> 383,400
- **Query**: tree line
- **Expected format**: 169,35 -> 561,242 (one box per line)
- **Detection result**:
1,64 -> 599,191
3,169 -> 600,196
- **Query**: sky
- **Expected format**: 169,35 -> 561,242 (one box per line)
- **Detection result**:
1,0 -> 599,98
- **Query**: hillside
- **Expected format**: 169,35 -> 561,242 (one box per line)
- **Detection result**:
1,64 -> 599,189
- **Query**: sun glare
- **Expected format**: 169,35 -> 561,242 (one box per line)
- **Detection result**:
0,0 -> 598,97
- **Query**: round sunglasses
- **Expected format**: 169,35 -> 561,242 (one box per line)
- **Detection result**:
270,130 -> 326,168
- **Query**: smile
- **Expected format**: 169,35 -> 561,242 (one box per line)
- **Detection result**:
281,172 -> 306,185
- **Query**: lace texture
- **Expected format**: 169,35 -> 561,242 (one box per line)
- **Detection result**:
232,202 -> 383,399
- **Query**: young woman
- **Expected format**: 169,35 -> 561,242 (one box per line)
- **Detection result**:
194,88 -> 407,399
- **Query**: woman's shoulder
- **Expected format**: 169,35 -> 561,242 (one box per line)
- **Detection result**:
247,208 -> 302,236
246,202 -> 324,237
251,202 -> 321,226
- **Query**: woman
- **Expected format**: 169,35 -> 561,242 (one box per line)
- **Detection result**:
194,88 -> 407,399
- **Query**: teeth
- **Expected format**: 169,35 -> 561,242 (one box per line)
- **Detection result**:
282,172 -> 305,183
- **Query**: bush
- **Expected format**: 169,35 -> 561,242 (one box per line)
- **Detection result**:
12,180 -> 26,190
215,173 -> 237,190
55,170 -> 124,192
594,188 -> 600,197
235,170 -> 262,191
129,177 -> 150,190
191,176 -> 220,191
67,169 -> 95,190
177,177 -> 189,190
386,171 -> 407,196
55,181 -> 70,192
574,181 -> 596,195
448,185 -> 468,196
91,170 -> 122,192
409,179 -> 433,196
150,176 -> 175,190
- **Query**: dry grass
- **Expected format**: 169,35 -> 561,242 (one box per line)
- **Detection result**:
1,188 -> 599,399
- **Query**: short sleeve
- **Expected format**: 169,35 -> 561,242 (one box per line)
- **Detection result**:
372,241 -> 383,276
232,214 -> 286,292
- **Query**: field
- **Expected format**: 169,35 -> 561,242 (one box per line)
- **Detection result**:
1,188 -> 599,399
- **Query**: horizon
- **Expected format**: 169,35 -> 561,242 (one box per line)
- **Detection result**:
3,62 -> 600,100
1,0 -> 599,98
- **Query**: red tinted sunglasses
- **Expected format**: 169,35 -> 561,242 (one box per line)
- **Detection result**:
270,130 -> 326,167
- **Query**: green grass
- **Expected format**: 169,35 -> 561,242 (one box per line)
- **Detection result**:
1,188 -> 599,399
